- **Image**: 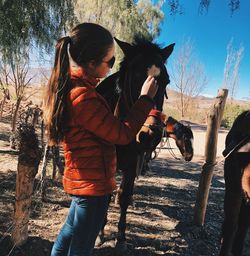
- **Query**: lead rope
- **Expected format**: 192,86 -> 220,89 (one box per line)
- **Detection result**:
153,128 -> 167,159
152,127 -> 227,172
223,134 -> 250,159
165,134 -> 181,160
152,126 -> 182,161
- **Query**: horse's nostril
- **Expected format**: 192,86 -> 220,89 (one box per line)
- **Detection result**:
184,153 -> 193,162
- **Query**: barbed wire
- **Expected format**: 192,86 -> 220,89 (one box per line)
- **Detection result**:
0,173 -> 45,247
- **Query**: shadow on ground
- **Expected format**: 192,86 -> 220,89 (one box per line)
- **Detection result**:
0,153 -> 246,256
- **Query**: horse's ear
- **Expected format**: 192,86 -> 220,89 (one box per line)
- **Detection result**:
161,43 -> 175,62
114,37 -> 133,57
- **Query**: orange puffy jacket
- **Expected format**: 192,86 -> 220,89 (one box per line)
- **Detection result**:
63,73 -> 154,196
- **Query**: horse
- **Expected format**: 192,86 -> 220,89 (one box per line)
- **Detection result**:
96,37 -> 175,249
219,110 -> 250,256
141,115 -> 194,175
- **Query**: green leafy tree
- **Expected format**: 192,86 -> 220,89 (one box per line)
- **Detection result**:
75,0 -> 164,42
0,0 -> 75,62
0,0 -> 75,130
221,103 -> 250,128
0,0 -> 241,63
74,0 -> 165,70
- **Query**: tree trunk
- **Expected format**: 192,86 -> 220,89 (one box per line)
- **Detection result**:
0,95 -> 7,120
194,89 -> 228,226
10,103 -> 14,119
180,91 -> 184,117
12,124 -> 41,246
11,97 -> 22,131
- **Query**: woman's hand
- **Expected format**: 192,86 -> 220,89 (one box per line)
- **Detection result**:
140,76 -> 158,99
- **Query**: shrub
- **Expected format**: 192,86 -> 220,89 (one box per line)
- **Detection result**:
221,103 -> 250,128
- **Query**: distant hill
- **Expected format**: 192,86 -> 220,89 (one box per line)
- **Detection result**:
163,88 -> 250,124
24,68 -> 249,124
165,88 -> 250,107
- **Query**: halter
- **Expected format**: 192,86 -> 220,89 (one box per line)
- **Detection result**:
143,118 -> 181,160
162,120 -> 182,160
223,133 -> 250,159
153,129 -> 181,160
143,123 -> 165,130
154,116 -> 193,161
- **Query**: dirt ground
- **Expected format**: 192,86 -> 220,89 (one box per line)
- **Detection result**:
0,118 -> 250,256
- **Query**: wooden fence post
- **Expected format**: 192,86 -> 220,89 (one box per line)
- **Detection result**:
40,144 -> 50,200
11,124 -> 41,246
194,89 -> 228,226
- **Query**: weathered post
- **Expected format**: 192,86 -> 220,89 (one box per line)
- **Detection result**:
12,124 -> 41,246
40,144 -> 50,201
40,119 -> 45,151
194,89 -> 228,226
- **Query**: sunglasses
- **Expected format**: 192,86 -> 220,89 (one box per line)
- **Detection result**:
103,56 -> 115,68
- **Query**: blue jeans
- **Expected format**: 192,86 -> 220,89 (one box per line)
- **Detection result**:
51,195 -> 109,256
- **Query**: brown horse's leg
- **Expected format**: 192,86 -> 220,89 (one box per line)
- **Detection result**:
95,194 -> 111,247
232,200 -> 250,256
116,160 -> 137,249
141,150 -> 152,176
220,190 -> 242,256
231,162 -> 250,255
220,158 -> 242,256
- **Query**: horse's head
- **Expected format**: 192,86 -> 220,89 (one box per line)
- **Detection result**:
115,37 -> 174,113
165,117 -> 194,161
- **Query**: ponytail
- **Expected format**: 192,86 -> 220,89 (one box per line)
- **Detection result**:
43,23 -> 114,145
43,36 -> 71,145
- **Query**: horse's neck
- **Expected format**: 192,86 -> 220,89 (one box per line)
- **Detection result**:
96,72 -> 119,93
96,72 -> 121,112
165,116 -> 178,138
226,110 -> 250,146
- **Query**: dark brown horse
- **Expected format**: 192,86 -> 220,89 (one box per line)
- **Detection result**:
96,37 -> 175,249
96,111 -> 194,249
219,110 -> 250,256
141,115 -> 194,175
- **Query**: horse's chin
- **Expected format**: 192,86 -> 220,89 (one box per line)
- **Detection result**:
183,153 -> 193,162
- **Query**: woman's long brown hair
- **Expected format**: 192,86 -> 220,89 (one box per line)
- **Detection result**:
43,23 -> 113,145
43,37 -> 71,145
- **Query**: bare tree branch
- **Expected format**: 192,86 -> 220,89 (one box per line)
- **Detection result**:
222,38 -> 244,100
171,38 -> 207,117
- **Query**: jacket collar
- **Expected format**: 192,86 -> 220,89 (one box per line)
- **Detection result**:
69,66 -> 99,87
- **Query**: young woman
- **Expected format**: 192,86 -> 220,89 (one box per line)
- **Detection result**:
43,23 -> 158,256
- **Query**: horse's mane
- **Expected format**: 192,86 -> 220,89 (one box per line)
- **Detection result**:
230,110 -> 250,132
118,37 -> 163,73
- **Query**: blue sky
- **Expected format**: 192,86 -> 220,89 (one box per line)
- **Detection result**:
156,0 -> 250,100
